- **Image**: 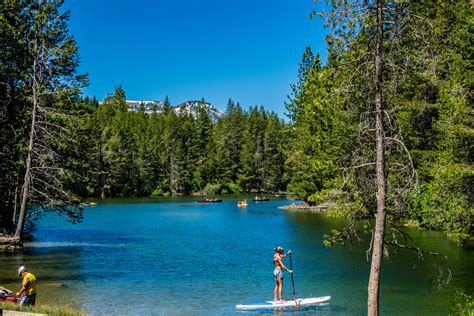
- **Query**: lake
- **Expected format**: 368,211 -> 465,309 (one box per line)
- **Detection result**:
0,197 -> 472,315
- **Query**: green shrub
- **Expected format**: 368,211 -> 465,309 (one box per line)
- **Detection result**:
0,302 -> 86,316
450,290 -> 474,316
227,182 -> 243,194
151,187 -> 170,197
202,183 -> 221,195
409,184 -> 473,245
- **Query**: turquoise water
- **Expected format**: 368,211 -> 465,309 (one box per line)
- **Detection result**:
0,198 -> 473,315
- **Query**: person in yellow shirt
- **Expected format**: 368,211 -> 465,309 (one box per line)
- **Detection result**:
16,266 -> 37,306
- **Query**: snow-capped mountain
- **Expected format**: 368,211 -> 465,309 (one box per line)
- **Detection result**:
126,100 -> 163,113
125,100 -> 224,121
174,101 -> 225,121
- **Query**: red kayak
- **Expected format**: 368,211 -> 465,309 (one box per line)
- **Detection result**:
197,198 -> 223,203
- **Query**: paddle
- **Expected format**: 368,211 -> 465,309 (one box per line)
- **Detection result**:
289,252 -> 299,307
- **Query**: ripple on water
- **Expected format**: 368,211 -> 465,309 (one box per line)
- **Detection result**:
0,198 -> 472,315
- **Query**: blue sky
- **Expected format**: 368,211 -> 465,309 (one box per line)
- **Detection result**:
64,0 -> 328,116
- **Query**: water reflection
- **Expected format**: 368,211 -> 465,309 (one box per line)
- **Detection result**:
285,210 -> 474,315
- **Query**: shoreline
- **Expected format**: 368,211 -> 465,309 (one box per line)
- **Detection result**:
279,202 -> 330,213
0,236 -> 22,252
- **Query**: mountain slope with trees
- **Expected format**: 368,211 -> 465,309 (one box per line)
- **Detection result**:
74,92 -> 288,198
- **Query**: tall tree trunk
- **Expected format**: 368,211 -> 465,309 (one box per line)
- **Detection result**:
12,174 -> 21,227
14,56 -> 39,240
368,0 -> 387,315
99,143 -> 105,198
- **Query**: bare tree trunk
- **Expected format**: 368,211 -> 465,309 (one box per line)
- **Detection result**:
99,143 -> 105,198
368,0 -> 387,315
14,56 -> 39,240
12,174 -> 21,227
169,150 -> 175,195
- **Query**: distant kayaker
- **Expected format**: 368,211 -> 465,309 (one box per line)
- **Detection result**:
16,266 -> 37,306
273,246 -> 292,302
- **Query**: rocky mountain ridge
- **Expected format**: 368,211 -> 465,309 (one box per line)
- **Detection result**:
126,100 -> 225,120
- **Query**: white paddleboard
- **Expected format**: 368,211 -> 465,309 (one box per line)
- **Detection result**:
236,296 -> 331,310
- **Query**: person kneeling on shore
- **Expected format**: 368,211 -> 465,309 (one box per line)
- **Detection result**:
16,266 -> 37,306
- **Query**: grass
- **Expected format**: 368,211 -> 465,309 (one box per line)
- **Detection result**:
0,302 -> 87,316
450,291 -> 474,316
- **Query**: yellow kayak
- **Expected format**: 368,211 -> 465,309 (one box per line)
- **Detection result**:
237,201 -> 248,207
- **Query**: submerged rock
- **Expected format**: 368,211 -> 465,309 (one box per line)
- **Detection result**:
45,282 -> 68,288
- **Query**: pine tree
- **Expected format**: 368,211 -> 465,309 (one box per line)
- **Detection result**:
310,0 -> 433,313
0,1 -> 32,234
12,0 -> 87,242
223,99 -> 245,183
262,113 -> 285,192
163,95 -> 171,114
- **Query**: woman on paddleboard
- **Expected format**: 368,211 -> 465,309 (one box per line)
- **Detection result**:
273,246 -> 292,302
